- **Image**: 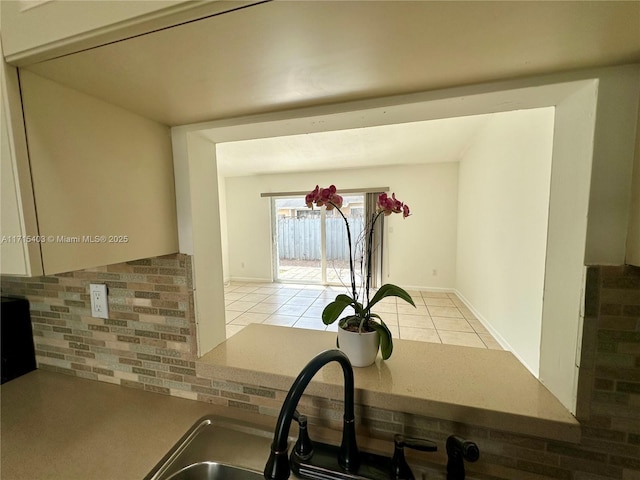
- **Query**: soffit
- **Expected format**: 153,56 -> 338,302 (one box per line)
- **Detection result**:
23,1 -> 640,126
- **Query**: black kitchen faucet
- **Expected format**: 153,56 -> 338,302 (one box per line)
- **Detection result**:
263,349 -> 440,480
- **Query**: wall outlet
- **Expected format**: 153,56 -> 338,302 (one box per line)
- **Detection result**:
90,283 -> 109,319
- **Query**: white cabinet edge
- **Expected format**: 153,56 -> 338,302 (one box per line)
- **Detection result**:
0,41 -> 43,276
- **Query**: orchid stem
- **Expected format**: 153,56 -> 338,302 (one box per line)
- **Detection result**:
365,212 -> 383,313
331,202 -> 358,308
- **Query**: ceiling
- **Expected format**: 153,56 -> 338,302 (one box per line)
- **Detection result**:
23,1 -> 640,127
213,112 -> 494,177
17,1 -> 639,178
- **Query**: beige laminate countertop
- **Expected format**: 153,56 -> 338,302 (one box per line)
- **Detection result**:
1,324 -> 581,479
0,371 -> 454,480
199,324 -> 580,443
0,370 -> 260,480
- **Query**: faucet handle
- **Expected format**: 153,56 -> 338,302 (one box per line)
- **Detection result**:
391,434 -> 437,480
395,434 -> 438,452
446,435 -> 479,480
292,410 -> 314,460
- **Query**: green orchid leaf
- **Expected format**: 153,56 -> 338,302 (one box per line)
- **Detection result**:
335,293 -> 355,303
366,284 -> 415,313
322,295 -> 354,325
369,321 -> 393,360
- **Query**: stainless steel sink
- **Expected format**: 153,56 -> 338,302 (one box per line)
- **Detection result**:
145,414 -> 447,480
162,461 -> 264,480
145,416 -> 277,480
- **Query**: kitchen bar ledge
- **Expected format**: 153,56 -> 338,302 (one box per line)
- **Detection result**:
198,324 -> 580,443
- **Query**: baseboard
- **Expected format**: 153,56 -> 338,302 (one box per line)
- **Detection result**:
453,289 -> 539,378
399,285 -> 456,293
229,276 -> 273,284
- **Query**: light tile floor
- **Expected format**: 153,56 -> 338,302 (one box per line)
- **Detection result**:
224,282 -> 503,350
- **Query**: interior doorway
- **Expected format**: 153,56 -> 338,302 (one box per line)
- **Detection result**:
179,76 -> 603,412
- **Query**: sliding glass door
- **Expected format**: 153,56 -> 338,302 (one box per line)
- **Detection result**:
324,196 -> 365,287
273,196 -> 322,283
272,194 -> 367,286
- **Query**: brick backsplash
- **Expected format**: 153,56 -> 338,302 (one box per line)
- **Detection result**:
0,254 -> 198,392
574,265 -> 640,480
1,258 -> 639,479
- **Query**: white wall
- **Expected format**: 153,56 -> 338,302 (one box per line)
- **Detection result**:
538,81 -> 598,413
172,130 -> 227,355
223,162 -> 459,289
584,66 -> 640,264
626,96 -> 640,267
223,175 -> 272,283
186,133 -> 226,355
218,174 -> 230,282
456,107 -> 555,377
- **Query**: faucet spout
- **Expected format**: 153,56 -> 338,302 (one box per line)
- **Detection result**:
264,349 -> 360,479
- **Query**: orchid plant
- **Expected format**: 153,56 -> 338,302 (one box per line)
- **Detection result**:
305,185 -> 415,360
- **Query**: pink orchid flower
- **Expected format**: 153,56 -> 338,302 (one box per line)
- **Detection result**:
306,185 -> 343,209
305,185 -> 320,208
376,192 -> 409,217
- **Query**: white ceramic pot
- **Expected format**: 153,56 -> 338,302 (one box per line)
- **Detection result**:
337,327 -> 380,367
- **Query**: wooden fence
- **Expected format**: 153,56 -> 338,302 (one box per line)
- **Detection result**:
277,217 -> 364,261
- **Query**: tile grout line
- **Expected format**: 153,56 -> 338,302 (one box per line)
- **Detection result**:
224,282 -> 502,350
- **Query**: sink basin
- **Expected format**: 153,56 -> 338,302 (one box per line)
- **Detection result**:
162,461 -> 264,480
145,416 -> 276,480
146,415 -> 443,480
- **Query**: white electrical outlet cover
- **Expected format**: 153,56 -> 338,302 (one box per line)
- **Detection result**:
90,283 -> 109,319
